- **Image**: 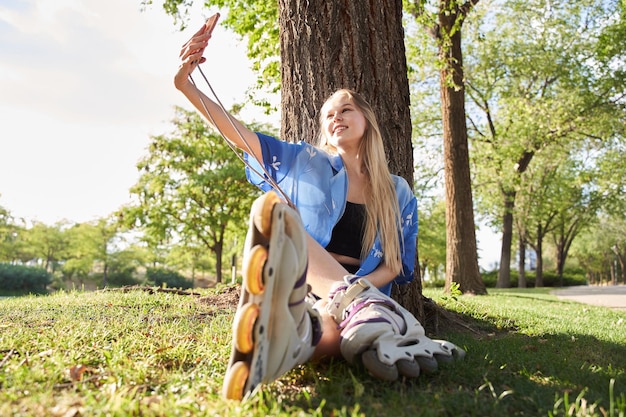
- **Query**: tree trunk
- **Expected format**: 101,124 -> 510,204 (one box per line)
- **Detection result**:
278,0 -> 413,175
497,190 -> 515,287
393,247 -> 424,323
518,232 -> 526,288
617,249 -> 625,284
214,243 -> 223,283
556,238 -> 566,287
102,263 -> 108,288
534,226 -> 544,287
278,0 -> 422,315
438,7 -> 486,296
611,260 -> 617,286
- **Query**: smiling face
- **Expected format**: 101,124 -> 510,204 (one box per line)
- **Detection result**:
320,92 -> 368,154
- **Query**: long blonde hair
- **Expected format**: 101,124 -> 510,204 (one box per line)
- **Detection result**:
316,89 -> 403,275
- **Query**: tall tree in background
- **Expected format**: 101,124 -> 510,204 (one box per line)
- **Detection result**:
407,0 -> 486,295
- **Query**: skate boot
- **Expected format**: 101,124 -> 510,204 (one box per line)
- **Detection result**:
222,191 -> 322,400
325,276 -> 465,381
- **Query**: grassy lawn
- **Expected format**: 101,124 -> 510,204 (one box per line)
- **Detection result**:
0,286 -> 624,416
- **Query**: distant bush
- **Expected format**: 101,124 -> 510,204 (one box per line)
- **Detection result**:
146,268 -> 193,290
0,263 -> 51,294
423,278 -> 446,288
90,271 -> 142,288
107,271 -> 142,287
481,269 -> 587,288
423,268 -> 588,289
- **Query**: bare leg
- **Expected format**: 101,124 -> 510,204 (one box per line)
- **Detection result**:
306,234 -> 349,297
304,234 -> 350,360
311,300 -> 342,361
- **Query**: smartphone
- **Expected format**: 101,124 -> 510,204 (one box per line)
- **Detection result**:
204,13 -> 220,36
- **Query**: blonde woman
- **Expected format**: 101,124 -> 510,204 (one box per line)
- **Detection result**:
175,18 -> 463,400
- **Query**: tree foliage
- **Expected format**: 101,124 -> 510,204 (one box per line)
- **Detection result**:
124,106 -> 261,282
417,198 -> 446,281
465,0 -> 625,286
0,202 -> 20,263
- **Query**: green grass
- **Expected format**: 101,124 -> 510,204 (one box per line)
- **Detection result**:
0,287 -> 625,416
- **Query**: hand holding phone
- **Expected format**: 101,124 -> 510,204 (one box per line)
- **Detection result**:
204,13 -> 220,36
186,13 -> 220,66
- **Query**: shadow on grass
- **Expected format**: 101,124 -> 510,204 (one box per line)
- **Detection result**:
263,306 -> 626,417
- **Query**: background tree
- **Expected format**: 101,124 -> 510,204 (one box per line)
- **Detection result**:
125,107 -> 261,283
417,198 -> 447,281
104,244 -> 149,287
571,214 -> 626,285
166,242 -> 214,286
514,157 -> 561,288
91,217 -> 121,287
0,203 -> 21,263
62,220 -> 117,287
406,0 -> 486,295
465,0 -> 625,287
549,159 -> 603,285
570,135 -> 626,285
63,223 -> 100,285
23,221 -> 70,273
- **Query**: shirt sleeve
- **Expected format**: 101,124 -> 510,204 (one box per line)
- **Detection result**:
395,188 -> 418,285
243,132 -> 347,247
244,132 -> 299,192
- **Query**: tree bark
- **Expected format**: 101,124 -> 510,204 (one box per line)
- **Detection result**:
438,6 -> 486,295
518,231 -> 526,288
534,225 -> 544,287
497,190 -> 515,287
214,243 -> 223,283
278,0 -> 422,315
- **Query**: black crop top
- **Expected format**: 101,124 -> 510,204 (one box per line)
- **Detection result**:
325,201 -> 366,265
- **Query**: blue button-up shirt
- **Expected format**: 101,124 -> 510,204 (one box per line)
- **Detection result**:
245,132 -> 418,296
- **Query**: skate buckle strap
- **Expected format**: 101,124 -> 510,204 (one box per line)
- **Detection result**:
346,278 -> 371,299
327,277 -> 371,323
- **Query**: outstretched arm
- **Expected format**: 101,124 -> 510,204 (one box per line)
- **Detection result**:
174,15 -> 262,161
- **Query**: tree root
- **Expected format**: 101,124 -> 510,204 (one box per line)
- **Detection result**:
99,285 -> 201,296
422,295 -> 482,336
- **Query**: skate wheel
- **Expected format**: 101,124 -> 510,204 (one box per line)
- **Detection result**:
435,353 -> 454,364
244,245 -> 267,295
416,355 -> 439,374
223,361 -> 250,400
255,191 -> 281,237
234,302 -> 259,354
397,358 -> 421,378
362,349 -> 399,381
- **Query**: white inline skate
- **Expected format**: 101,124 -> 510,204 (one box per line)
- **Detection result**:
222,191 -> 321,400
325,276 -> 465,381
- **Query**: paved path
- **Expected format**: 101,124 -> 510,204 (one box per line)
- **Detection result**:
552,285 -> 626,310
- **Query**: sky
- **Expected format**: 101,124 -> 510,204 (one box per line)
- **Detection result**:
0,0 -> 501,269
0,0 -> 257,225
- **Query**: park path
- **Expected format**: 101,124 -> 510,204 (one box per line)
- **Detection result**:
552,285 -> 626,311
